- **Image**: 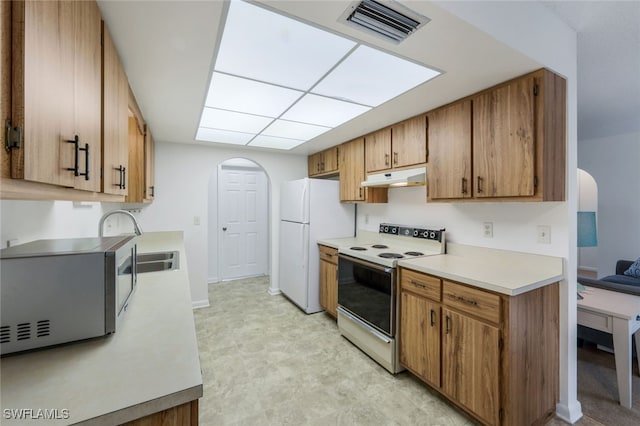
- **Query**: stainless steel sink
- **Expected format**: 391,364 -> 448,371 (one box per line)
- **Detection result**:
136,251 -> 179,273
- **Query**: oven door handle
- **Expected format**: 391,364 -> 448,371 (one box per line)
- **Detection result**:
337,254 -> 393,274
337,306 -> 392,344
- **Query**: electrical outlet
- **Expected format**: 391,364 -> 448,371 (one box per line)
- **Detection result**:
537,225 -> 551,244
483,222 -> 493,238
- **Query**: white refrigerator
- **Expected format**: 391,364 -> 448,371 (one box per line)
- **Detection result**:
279,178 -> 355,313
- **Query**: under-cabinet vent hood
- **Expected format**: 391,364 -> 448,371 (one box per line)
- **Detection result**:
361,167 -> 426,187
340,0 -> 429,44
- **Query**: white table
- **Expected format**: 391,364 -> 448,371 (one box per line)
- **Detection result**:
577,286 -> 640,408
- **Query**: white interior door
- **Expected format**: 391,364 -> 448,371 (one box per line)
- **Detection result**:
219,165 -> 268,280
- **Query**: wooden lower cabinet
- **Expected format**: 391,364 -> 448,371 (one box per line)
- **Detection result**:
319,245 -> 338,318
442,308 -> 500,425
122,399 -> 198,426
399,268 -> 558,425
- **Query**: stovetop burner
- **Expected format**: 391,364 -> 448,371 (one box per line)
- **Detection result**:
404,251 -> 424,256
350,247 -> 367,251
379,253 -> 404,259
372,244 -> 389,249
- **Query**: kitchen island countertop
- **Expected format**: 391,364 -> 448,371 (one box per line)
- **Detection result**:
0,231 -> 202,425
398,243 -> 564,296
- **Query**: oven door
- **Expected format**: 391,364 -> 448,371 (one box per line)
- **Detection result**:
338,254 -> 395,337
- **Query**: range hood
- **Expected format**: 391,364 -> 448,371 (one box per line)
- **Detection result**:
361,166 -> 426,187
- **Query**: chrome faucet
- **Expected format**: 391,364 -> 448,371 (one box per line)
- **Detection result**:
99,210 -> 143,237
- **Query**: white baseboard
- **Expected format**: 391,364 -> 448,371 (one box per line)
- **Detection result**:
556,400 -> 583,424
208,276 -> 220,284
192,299 -> 210,309
268,287 -> 281,296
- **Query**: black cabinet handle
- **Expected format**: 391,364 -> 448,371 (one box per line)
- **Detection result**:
384,153 -> 389,166
114,165 -> 126,190
393,151 -> 398,165
445,316 -> 451,334
150,185 -> 155,197
477,176 -> 483,193
66,135 -> 80,176
79,143 -> 89,180
462,177 -> 467,194
430,309 -> 436,327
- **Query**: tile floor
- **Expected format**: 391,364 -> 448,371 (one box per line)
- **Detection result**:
193,276 -> 600,426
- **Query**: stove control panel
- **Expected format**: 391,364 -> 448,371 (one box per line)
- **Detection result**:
379,223 -> 445,242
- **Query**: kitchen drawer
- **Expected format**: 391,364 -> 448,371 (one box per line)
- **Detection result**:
443,280 -> 500,324
319,245 -> 338,264
400,268 -> 441,301
577,309 -> 613,333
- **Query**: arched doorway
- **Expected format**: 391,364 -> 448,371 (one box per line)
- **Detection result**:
208,158 -> 270,282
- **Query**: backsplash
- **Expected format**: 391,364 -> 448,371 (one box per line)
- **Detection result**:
0,200 -> 136,248
357,186 -> 567,257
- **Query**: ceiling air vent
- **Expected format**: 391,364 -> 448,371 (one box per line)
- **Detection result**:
341,0 -> 429,44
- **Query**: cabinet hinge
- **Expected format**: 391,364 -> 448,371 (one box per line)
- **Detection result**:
5,120 -> 22,152
534,176 -> 539,187
533,84 -> 539,96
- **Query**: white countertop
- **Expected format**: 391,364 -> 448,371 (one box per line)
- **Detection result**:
0,231 -> 203,425
398,243 -> 564,296
317,230 -> 378,249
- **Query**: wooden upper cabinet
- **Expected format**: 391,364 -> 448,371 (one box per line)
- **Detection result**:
365,127 -> 391,173
339,138 -> 387,203
102,21 -> 128,196
125,115 -> 144,203
473,76 -> 535,198
339,138 -> 366,202
308,146 -> 338,177
427,100 -> 472,200
9,0 -> 101,192
391,114 -> 427,168
427,69 -> 565,202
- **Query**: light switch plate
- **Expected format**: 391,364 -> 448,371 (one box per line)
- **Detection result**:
537,225 -> 551,244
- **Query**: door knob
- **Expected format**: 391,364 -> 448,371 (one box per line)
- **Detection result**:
222,227 -> 227,231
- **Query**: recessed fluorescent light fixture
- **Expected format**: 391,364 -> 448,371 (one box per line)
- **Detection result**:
196,0 -> 442,150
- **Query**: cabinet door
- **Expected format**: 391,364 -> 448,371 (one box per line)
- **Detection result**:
144,128 -> 155,201
473,76 -> 535,197
72,0 -> 101,192
442,308 -> 500,425
365,127 -> 391,173
322,147 -> 339,174
427,100 -> 472,199
125,116 -> 144,202
15,0 -> 101,191
102,22 -> 128,196
307,152 -> 321,176
391,115 -> 427,168
400,291 -> 441,387
339,138 -> 365,202
17,0 -> 74,187
319,259 -> 337,318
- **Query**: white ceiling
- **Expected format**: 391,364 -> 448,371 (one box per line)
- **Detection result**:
97,1 -> 639,154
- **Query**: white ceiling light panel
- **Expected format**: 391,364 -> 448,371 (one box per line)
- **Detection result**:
196,127 -> 255,145
262,119 -> 331,140
199,107 -> 273,134
215,0 -> 356,91
312,45 -> 441,106
196,0 -> 442,150
249,135 -> 305,150
205,72 -> 304,117
282,94 -> 371,128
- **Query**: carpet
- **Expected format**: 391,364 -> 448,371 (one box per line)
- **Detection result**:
577,345 -> 640,425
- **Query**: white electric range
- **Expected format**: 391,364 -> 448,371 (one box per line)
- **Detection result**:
336,223 -> 446,374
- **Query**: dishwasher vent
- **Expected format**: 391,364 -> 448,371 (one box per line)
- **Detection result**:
0,325 -> 10,344
341,0 -> 429,44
